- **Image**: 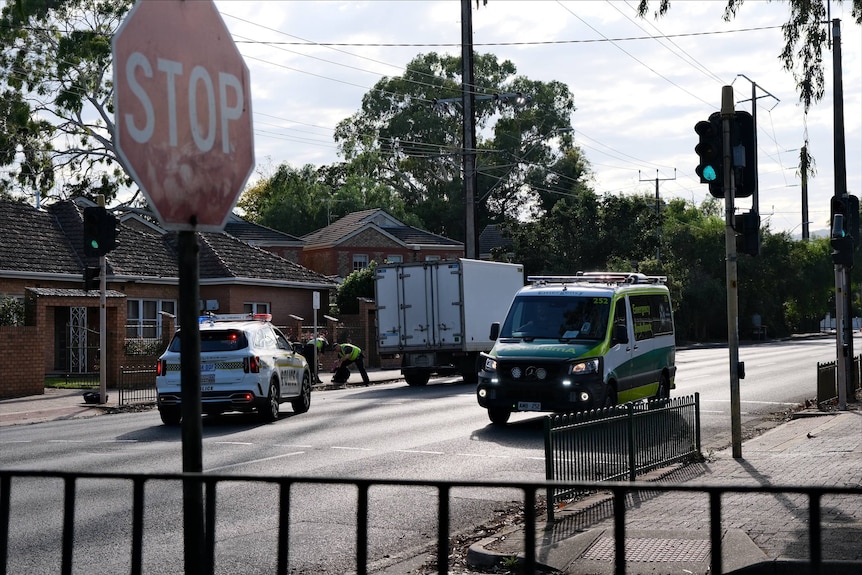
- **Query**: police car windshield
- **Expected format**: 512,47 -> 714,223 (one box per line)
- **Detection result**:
500,295 -> 610,341
168,329 -> 249,353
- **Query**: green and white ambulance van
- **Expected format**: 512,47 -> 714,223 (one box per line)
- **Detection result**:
476,272 -> 676,425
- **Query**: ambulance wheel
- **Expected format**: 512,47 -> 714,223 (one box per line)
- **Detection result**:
650,374 -> 671,409
488,408 -> 511,425
656,374 -> 670,399
601,386 -> 617,409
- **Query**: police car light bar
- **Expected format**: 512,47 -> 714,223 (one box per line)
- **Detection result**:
198,313 -> 272,324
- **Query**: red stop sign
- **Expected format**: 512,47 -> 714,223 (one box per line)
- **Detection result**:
112,0 -> 254,232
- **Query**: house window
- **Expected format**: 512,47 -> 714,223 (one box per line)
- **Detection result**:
424,255 -> 441,261
386,255 -> 403,263
127,299 -> 176,340
244,302 -> 270,315
353,254 -> 369,271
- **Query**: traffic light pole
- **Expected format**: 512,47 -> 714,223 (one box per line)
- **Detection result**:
831,19 -> 852,409
721,86 -> 743,459
99,253 -> 107,404
98,195 -> 108,405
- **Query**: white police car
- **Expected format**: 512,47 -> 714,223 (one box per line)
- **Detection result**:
156,314 -> 311,425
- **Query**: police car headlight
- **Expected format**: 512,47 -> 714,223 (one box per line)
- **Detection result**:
569,359 -> 599,376
483,357 -> 497,372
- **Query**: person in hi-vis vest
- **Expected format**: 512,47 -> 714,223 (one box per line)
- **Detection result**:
335,342 -> 370,384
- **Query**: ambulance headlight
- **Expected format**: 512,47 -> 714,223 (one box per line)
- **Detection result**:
483,357 -> 497,372
569,359 -> 599,376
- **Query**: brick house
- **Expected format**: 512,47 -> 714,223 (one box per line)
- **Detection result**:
0,198 -> 337,398
300,208 -> 464,278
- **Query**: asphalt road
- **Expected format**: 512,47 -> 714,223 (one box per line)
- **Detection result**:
0,335 -> 843,574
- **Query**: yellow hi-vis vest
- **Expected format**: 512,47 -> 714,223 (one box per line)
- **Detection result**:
340,343 -> 361,361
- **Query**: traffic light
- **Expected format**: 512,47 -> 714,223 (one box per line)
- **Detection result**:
82,206 -> 118,256
830,194 -> 859,267
83,266 -> 100,290
694,112 -> 723,197
736,210 -> 760,256
732,111 -> 756,198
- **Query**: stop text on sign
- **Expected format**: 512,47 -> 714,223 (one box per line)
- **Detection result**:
123,53 -> 244,155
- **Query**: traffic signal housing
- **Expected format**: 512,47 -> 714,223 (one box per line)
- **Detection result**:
83,266 -> 100,290
736,210 -> 760,256
732,111 -> 756,198
830,194 -> 859,267
83,206 -> 118,256
694,112 -> 723,197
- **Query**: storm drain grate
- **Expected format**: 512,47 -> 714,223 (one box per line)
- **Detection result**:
582,535 -> 711,562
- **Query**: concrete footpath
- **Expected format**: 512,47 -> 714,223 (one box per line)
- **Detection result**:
468,402 -> 862,574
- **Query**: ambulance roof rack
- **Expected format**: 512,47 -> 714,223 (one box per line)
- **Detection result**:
526,272 -> 667,286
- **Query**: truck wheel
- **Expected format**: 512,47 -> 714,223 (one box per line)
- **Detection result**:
405,371 -> 430,387
159,407 -> 181,426
291,373 -> 312,414
488,408 -> 511,425
259,381 -> 280,423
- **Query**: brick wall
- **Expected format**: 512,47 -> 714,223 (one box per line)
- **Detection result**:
0,326 -> 43,398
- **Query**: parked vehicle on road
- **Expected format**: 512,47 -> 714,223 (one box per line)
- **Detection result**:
477,272 -> 676,424
156,314 -> 311,425
375,258 -> 524,386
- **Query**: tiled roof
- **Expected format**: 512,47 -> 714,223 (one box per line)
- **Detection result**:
0,199 -> 336,287
0,199 -> 83,275
479,224 -> 513,256
195,232 -> 333,285
302,208 -> 462,248
224,216 -> 304,245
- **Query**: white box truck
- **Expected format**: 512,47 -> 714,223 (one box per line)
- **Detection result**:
375,258 -> 524,386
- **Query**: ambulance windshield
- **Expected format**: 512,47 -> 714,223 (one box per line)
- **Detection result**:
500,295 -> 611,341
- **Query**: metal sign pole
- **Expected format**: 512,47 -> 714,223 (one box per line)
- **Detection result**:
178,230 -> 205,571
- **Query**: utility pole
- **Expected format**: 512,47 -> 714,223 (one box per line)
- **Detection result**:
735,75 -> 779,228
461,0 -> 478,259
639,169 -> 676,263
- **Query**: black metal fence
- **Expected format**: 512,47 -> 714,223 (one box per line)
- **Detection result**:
816,356 -> 862,406
544,394 -> 701,520
117,365 -> 157,406
0,469 -> 858,575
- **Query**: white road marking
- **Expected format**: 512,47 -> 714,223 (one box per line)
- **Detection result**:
213,441 -> 254,446
207,451 -> 305,472
396,449 -> 444,455
331,446 -> 373,451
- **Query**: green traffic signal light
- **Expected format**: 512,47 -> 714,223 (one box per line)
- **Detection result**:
694,113 -> 723,197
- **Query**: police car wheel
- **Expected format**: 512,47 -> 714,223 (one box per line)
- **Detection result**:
259,381 -> 280,423
159,407 -> 181,426
291,373 -> 312,414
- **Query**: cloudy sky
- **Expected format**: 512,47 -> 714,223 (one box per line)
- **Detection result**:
212,0 -> 861,235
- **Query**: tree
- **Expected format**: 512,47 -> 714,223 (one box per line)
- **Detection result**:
238,160 -> 423,236
332,52 -> 579,241
637,0 -> 862,111
0,0 -> 135,202
335,262 -> 376,315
